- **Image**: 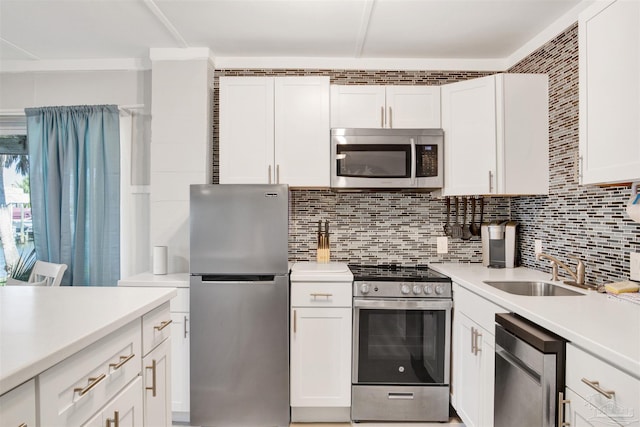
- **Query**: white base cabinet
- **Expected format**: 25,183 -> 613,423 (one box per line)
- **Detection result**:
82,377 -> 143,427
330,85 -> 441,129
441,73 -> 549,196
451,283 -> 506,427
578,0 -> 640,185
143,338 -> 172,427
220,76 -> 330,186
0,379 -> 36,427
289,262 -> 353,422
562,343 -> 640,427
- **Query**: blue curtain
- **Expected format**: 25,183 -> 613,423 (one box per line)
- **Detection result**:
25,105 -> 120,286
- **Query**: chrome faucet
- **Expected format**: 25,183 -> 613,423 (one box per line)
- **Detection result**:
536,252 -> 588,288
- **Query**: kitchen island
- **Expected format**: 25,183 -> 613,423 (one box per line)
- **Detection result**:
0,285 -> 176,426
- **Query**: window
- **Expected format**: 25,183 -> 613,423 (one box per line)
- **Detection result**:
0,134 -> 32,281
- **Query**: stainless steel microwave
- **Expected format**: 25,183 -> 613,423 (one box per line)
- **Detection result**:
331,128 -> 444,190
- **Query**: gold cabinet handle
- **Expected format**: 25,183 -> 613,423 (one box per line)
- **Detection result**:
276,164 -> 280,184
310,293 -> 333,299
388,106 -> 393,128
146,359 -> 157,397
268,165 -> 272,183
470,327 -> 476,355
558,391 -> 570,426
18,424 -> 27,427
154,319 -> 172,331
184,315 -> 188,339
581,378 -> 615,399
381,106 -> 384,127
293,310 -> 297,334
109,353 -> 134,371
74,373 -> 106,396
106,410 -> 119,427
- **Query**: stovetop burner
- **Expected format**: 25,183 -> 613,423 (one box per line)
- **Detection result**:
348,264 -> 451,283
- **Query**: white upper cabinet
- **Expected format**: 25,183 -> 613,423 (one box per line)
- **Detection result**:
330,85 -> 441,128
219,76 -> 330,186
579,0 -> 640,185
441,74 -> 549,196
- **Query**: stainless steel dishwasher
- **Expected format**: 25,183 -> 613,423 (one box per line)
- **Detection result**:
494,313 -> 566,427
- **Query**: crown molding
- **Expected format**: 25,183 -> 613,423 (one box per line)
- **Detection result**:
0,58 -> 150,73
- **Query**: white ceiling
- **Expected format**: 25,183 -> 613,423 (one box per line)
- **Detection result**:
0,0 -> 589,72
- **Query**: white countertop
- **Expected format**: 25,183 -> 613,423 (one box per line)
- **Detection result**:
0,286 -> 176,395
117,271 -> 189,287
430,263 -> 640,379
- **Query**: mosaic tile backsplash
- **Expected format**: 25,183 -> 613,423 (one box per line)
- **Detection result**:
212,22 -> 640,283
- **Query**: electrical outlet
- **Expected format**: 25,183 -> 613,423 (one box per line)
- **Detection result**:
437,236 -> 448,254
630,252 -> 640,281
535,240 -> 543,255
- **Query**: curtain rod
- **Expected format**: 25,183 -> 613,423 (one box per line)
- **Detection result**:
0,104 -> 146,116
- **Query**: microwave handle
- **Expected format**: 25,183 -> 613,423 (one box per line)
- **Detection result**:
410,138 -> 416,184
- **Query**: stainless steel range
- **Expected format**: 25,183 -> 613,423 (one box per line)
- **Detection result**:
349,264 -> 453,422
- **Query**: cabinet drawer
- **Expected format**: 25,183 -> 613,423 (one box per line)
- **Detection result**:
291,282 -> 352,307
39,319 -> 141,426
143,302 -> 172,356
0,379 -> 36,427
454,283 -> 507,332
566,343 -> 639,425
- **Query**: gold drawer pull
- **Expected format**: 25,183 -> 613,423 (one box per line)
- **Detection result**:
154,319 -> 172,331
146,359 -> 157,397
310,293 -> 333,299
18,424 -> 27,427
74,373 -> 106,396
109,353 -> 135,371
106,410 -> 119,427
581,378 -> 615,399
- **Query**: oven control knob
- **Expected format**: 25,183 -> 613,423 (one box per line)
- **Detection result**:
412,285 -> 422,295
360,283 -> 371,294
435,285 -> 444,295
401,284 -> 411,295
424,285 -> 433,295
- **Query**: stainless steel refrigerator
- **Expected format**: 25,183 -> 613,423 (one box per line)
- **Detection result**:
189,184 -> 290,427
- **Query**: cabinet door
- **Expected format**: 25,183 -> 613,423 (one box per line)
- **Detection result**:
290,307 -> 352,407
143,338 -> 172,427
219,77 -> 275,184
330,85 -> 386,128
82,377 -> 143,427
275,77 -> 330,186
385,86 -> 441,128
563,388 -> 622,427
171,312 -> 190,415
454,313 -> 483,427
579,0 -> 640,185
0,379 -> 36,427
441,75 -> 497,195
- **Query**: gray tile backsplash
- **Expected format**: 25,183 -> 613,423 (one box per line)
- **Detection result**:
212,22 -> 640,283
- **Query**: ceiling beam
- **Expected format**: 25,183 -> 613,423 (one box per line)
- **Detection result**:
354,0 -> 376,58
142,0 -> 189,48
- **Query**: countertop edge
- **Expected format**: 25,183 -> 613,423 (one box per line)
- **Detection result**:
0,287 -> 177,395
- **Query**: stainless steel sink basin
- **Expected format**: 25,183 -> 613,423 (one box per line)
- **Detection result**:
483,280 -> 585,296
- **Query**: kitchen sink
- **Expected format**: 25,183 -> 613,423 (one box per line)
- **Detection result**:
483,280 -> 585,296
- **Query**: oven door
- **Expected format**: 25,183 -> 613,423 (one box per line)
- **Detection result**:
353,298 -> 452,386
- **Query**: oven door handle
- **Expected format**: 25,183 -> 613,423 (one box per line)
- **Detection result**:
354,298 -> 452,310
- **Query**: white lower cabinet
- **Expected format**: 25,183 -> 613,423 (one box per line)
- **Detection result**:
451,282 -> 506,427
562,343 -> 640,427
0,379 -> 36,427
170,311 -> 190,417
290,306 -> 352,409
82,376 -> 143,427
454,313 -> 495,427
143,338 -> 172,427
289,263 -> 353,422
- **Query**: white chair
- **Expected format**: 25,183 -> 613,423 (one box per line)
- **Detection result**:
6,261 -> 68,286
